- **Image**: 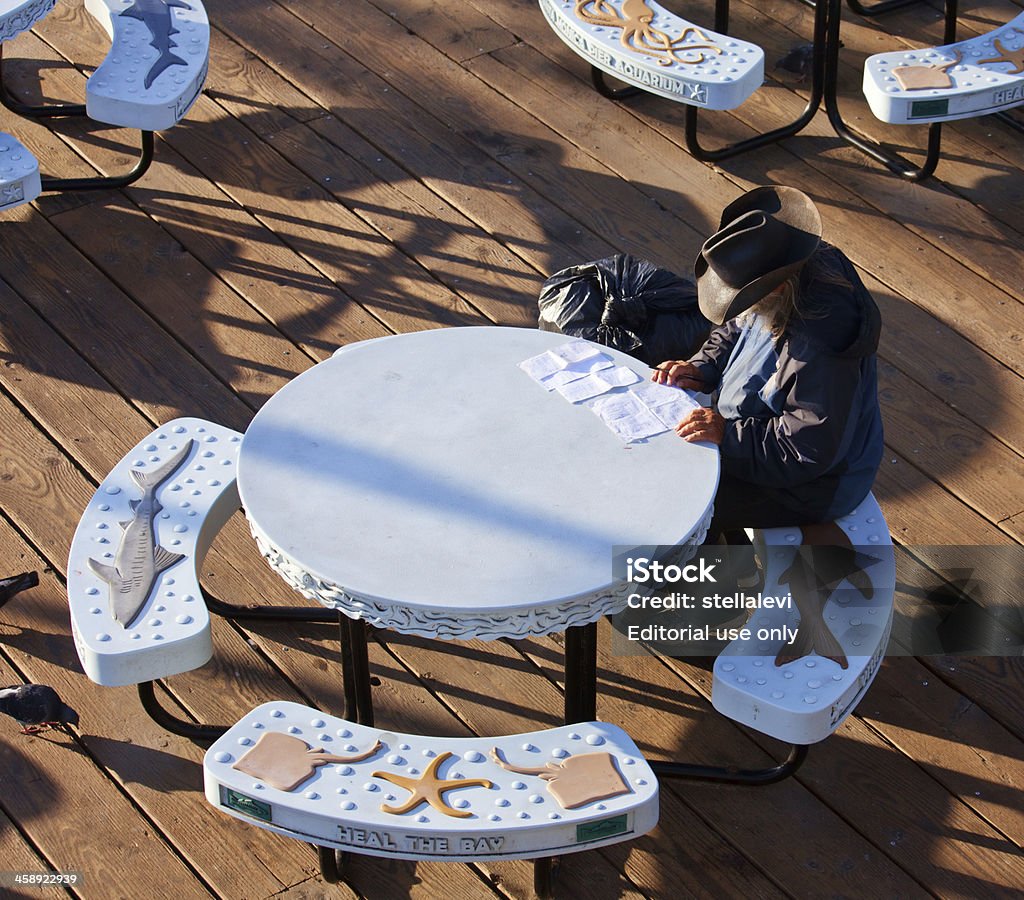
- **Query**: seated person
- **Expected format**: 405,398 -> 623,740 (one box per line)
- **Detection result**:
653,185 -> 884,551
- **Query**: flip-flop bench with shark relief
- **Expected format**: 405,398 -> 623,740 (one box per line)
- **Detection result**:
863,12 -> 1024,124
67,417 -> 241,686
539,0 -> 764,110
84,0 -> 209,131
711,493 -> 895,745
204,702 -> 658,861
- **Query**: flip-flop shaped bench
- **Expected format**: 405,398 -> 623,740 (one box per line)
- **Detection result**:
712,493 -> 894,745
0,130 -> 40,209
0,0 -> 209,195
863,12 -> 1024,124
66,417 -> 357,737
84,0 -> 209,132
67,417 -> 242,688
204,702 -> 657,893
538,0 -> 763,110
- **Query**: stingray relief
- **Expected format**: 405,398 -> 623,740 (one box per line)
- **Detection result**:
233,732 -> 383,792
490,747 -> 632,809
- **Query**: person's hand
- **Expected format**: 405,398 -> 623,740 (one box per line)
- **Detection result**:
652,360 -> 706,391
674,407 -> 726,445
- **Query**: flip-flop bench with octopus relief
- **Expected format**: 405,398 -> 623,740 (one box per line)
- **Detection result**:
538,0 -> 764,110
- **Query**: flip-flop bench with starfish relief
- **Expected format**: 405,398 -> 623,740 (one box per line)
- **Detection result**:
539,0 -> 764,110
863,12 -> 1024,124
203,703 -> 658,873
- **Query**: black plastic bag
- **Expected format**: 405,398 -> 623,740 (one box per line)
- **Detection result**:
538,253 -> 711,365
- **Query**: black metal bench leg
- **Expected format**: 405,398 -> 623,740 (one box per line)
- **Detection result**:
204,588 -> 340,624
533,856 -> 560,899
137,681 -> 227,741
822,0 -> 957,181
39,129 -> 155,192
682,0 -> 828,161
651,742 -> 808,784
0,44 -> 87,118
316,845 -> 350,883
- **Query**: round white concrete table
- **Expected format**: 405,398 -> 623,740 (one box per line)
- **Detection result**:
238,326 -> 719,723
0,0 -> 54,43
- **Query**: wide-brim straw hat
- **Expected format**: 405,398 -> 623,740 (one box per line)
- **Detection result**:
695,186 -> 822,325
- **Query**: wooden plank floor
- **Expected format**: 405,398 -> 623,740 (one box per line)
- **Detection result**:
1,0 -> 1022,896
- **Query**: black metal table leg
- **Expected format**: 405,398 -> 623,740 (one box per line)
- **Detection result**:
339,613 -> 374,726
563,621 -> 598,725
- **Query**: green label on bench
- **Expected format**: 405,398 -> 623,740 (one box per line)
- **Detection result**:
577,814 -> 628,843
909,98 -> 949,119
223,787 -> 272,823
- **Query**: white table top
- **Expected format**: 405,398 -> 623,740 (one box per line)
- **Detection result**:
0,0 -> 55,43
238,326 -> 718,639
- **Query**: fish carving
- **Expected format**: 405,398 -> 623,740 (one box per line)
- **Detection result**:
121,0 -> 194,89
87,439 -> 194,628
490,748 -> 631,809
775,521 -> 881,669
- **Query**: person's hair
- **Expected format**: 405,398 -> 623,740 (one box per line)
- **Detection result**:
742,247 -> 849,338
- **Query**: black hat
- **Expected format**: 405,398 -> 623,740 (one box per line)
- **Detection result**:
695,186 -> 822,325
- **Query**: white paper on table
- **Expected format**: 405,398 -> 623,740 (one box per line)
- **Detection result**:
518,350 -> 565,382
519,343 -> 613,391
604,407 -> 670,443
549,339 -> 602,365
651,396 -> 700,429
630,380 -> 698,410
556,372 -> 615,403
541,353 -> 614,390
601,366 -> 642,388
591,391 -> 648,422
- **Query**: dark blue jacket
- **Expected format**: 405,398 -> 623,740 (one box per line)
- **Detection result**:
688,245 -> 884,520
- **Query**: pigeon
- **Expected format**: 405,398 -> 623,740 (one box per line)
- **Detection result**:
773,43 -> 818,82
0,684 -> 79,734
0,571 -> 38,609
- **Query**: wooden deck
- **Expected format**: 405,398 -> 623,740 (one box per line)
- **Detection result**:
1,0 -> 1023,896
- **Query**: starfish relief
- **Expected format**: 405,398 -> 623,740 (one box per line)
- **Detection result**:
372,751 -> 493,818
